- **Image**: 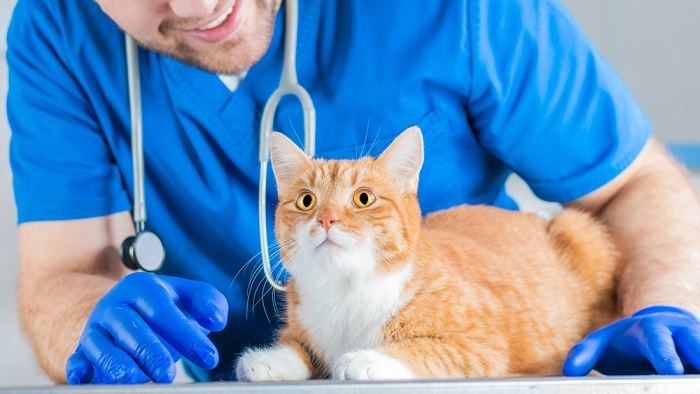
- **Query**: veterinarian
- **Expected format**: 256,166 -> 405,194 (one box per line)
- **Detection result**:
7,0 -> 700,384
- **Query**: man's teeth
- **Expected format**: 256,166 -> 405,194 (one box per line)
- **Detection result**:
199,4 -> 234,30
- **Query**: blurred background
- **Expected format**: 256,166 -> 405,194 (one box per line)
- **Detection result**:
1,0 -> 699,387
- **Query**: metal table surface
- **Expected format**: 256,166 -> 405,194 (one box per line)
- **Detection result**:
3,376 -> 700,394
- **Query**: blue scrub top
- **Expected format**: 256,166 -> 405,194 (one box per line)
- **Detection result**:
7,0 -> 651,381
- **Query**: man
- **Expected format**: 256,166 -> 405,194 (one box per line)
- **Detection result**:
6,0 -> 700,384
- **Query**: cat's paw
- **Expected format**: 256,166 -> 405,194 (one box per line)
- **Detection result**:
235,345 -> 311,381
332,349 -> 414,380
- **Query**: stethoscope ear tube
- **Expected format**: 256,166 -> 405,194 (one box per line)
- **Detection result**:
258,0 -> 316,292
122,35 -> 166,272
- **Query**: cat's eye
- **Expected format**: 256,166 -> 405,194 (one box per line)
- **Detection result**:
295,192 -> 316,211
353,189 -> 376,208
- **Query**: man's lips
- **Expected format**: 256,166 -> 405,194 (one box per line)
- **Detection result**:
197,4 -> 234,30
183,0 -> 244,44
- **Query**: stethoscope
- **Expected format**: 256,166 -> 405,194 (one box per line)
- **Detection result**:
121,0 -> 314,293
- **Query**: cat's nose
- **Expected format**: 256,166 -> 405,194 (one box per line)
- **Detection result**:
317,213 -> 337,231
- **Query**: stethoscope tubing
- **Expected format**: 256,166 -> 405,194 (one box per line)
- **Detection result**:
125,35 -> 147,233
258,0 -> 316,292
123,0 -> 315,288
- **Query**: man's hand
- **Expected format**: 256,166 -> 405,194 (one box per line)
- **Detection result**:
65,272 -> 228,384
563,306 -> 700,375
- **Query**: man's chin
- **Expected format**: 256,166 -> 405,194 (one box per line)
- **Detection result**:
146,38 -> 270,75
136,10 -> 278,74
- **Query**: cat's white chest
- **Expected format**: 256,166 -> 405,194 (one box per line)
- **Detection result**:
293,263 -> 413,369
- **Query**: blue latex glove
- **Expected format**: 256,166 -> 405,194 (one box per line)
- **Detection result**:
563,305 -> 700,376
65,272 -> 228,384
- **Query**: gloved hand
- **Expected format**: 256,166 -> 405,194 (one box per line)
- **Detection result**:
563,305 -> 700,376
65,272 -> 228,384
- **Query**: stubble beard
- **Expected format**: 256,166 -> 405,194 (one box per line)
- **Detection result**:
137,0 -> 279,75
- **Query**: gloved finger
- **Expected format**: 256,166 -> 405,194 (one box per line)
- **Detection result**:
675,327 -> 700,372
633,305 -> 700,322
81,326 -> 151,384
134,293 -> 220,370
166,276 -> 228,332
636,320 -> 684,375
102,306 -> 176,383
66,349 -> 93,384
157,332 -> 182,361
562,322 -> 619,376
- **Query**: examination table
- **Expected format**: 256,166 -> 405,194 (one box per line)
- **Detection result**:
3,376 -> 700,393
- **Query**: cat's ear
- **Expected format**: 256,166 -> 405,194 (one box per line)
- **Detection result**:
377,126 -> 424,193
269,132 -> 311,187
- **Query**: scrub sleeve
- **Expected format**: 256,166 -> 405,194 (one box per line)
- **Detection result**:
467,0 -> 652,203
7,0 -> 131,223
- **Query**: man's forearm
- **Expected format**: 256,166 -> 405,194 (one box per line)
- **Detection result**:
17,212 -> 135,383
597,141 -> 700,316
19,272 -> 118,383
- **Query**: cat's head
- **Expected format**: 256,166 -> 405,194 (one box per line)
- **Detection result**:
269,126 -> 424,279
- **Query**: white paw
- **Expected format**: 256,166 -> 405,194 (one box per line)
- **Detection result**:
332,349 -> 414,380
235,345 -> 311,382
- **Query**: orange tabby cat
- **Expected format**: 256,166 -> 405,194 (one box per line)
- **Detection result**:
235,126 -> 619,381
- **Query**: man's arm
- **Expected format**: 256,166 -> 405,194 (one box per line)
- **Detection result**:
18,212 -> 134,382
563,138 -> 700,375
569,137 -> 700,316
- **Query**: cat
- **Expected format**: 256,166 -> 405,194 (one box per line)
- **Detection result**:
235,126 -> 619,381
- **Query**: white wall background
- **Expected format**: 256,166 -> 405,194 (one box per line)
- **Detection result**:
0,0 -> 698,387
562,0 -> 700,143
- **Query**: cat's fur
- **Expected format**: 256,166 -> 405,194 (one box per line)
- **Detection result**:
235,126 -> 619,380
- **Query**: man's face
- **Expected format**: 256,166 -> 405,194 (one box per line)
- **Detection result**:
96,0 -> 281,74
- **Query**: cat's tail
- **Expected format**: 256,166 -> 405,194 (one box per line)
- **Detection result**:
547,209 -> 618,295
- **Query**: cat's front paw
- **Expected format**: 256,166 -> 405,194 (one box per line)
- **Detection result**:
235,345 -> 311,381
332,349 -> 414,380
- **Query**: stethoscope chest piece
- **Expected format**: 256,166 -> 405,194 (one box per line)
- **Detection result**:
121,231 -> 165,272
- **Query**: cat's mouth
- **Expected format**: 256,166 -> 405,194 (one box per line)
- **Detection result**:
314,236 -> 343,250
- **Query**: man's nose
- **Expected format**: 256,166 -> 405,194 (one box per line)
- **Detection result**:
317,212 -> 338,231
169,0 -> 218,19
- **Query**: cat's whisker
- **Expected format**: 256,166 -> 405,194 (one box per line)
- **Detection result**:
252,250 -> 291,312
274,245 -> 297,317
233,239 -> 285,285
244,240 -> 294,319
245,254 -> 269,297
366,123 -> 383,157
250,251 -> 288,311
359,117 -> 371,159
260,243 -> 297,320
270,256 -> 290,319
267,257 -> 291,320
271,289 -> 280,319
245,248 -> 285,318
271,269 -> 284,318
253,258 -> 285,323
287,115 -> 304,148
228,244 -> 280,295
245,255 -> 275,320
242,239 -> 289,293
260,281 -> 271,323
251,259 -> 280,310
